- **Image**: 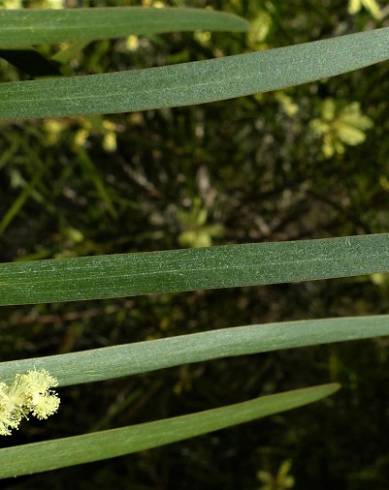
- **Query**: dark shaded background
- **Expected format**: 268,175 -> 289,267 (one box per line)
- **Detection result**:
1,0 -> 389,488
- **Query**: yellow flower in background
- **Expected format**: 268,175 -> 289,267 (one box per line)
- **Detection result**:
73,117 -> 119,153
102,120 -> 118,153
310,99 -> 373,158
379,175 -> 389,192
127,35 -> 140,52
1,0 -> 64,8
142,0 -> 165,7
247,9 -> 272,50
74,127 -> 89,148
43,119 -> 66,146
194,31 -> 212,47
0,0 -> 22,7
274,92 -> 299,117
371,272 -> 387,286
44,0 -> 64,8
348,0 -> 383,19
178,198 -> 224,248
257,460 -> 295,490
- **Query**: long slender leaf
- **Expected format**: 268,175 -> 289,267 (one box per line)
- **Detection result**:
0,7 -> 249,48
0,315 -> 387,386
0,383 -> 339,478
0,234 -> 388,306
0,27 -> 388,119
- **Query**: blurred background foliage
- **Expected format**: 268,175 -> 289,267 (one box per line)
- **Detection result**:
0,0 -> 389,488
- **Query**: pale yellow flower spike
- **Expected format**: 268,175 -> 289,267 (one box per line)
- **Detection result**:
0,383 -> 14,436
22,369 -> 60,420
0,370 -> 60,436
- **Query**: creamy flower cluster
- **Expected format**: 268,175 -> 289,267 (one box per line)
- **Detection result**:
0,370 -> 60,436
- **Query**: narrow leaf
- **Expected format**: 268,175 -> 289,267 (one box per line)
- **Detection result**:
0,315 -> 388,387
0,7 -> 249,48
0,28 -> 388,119
0,234 -> 388,306
0,384 -> 339,478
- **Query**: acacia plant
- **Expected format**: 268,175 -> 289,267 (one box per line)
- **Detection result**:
0,5 -> 388,479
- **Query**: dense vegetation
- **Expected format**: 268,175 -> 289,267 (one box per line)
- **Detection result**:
0,0 -> 388,488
